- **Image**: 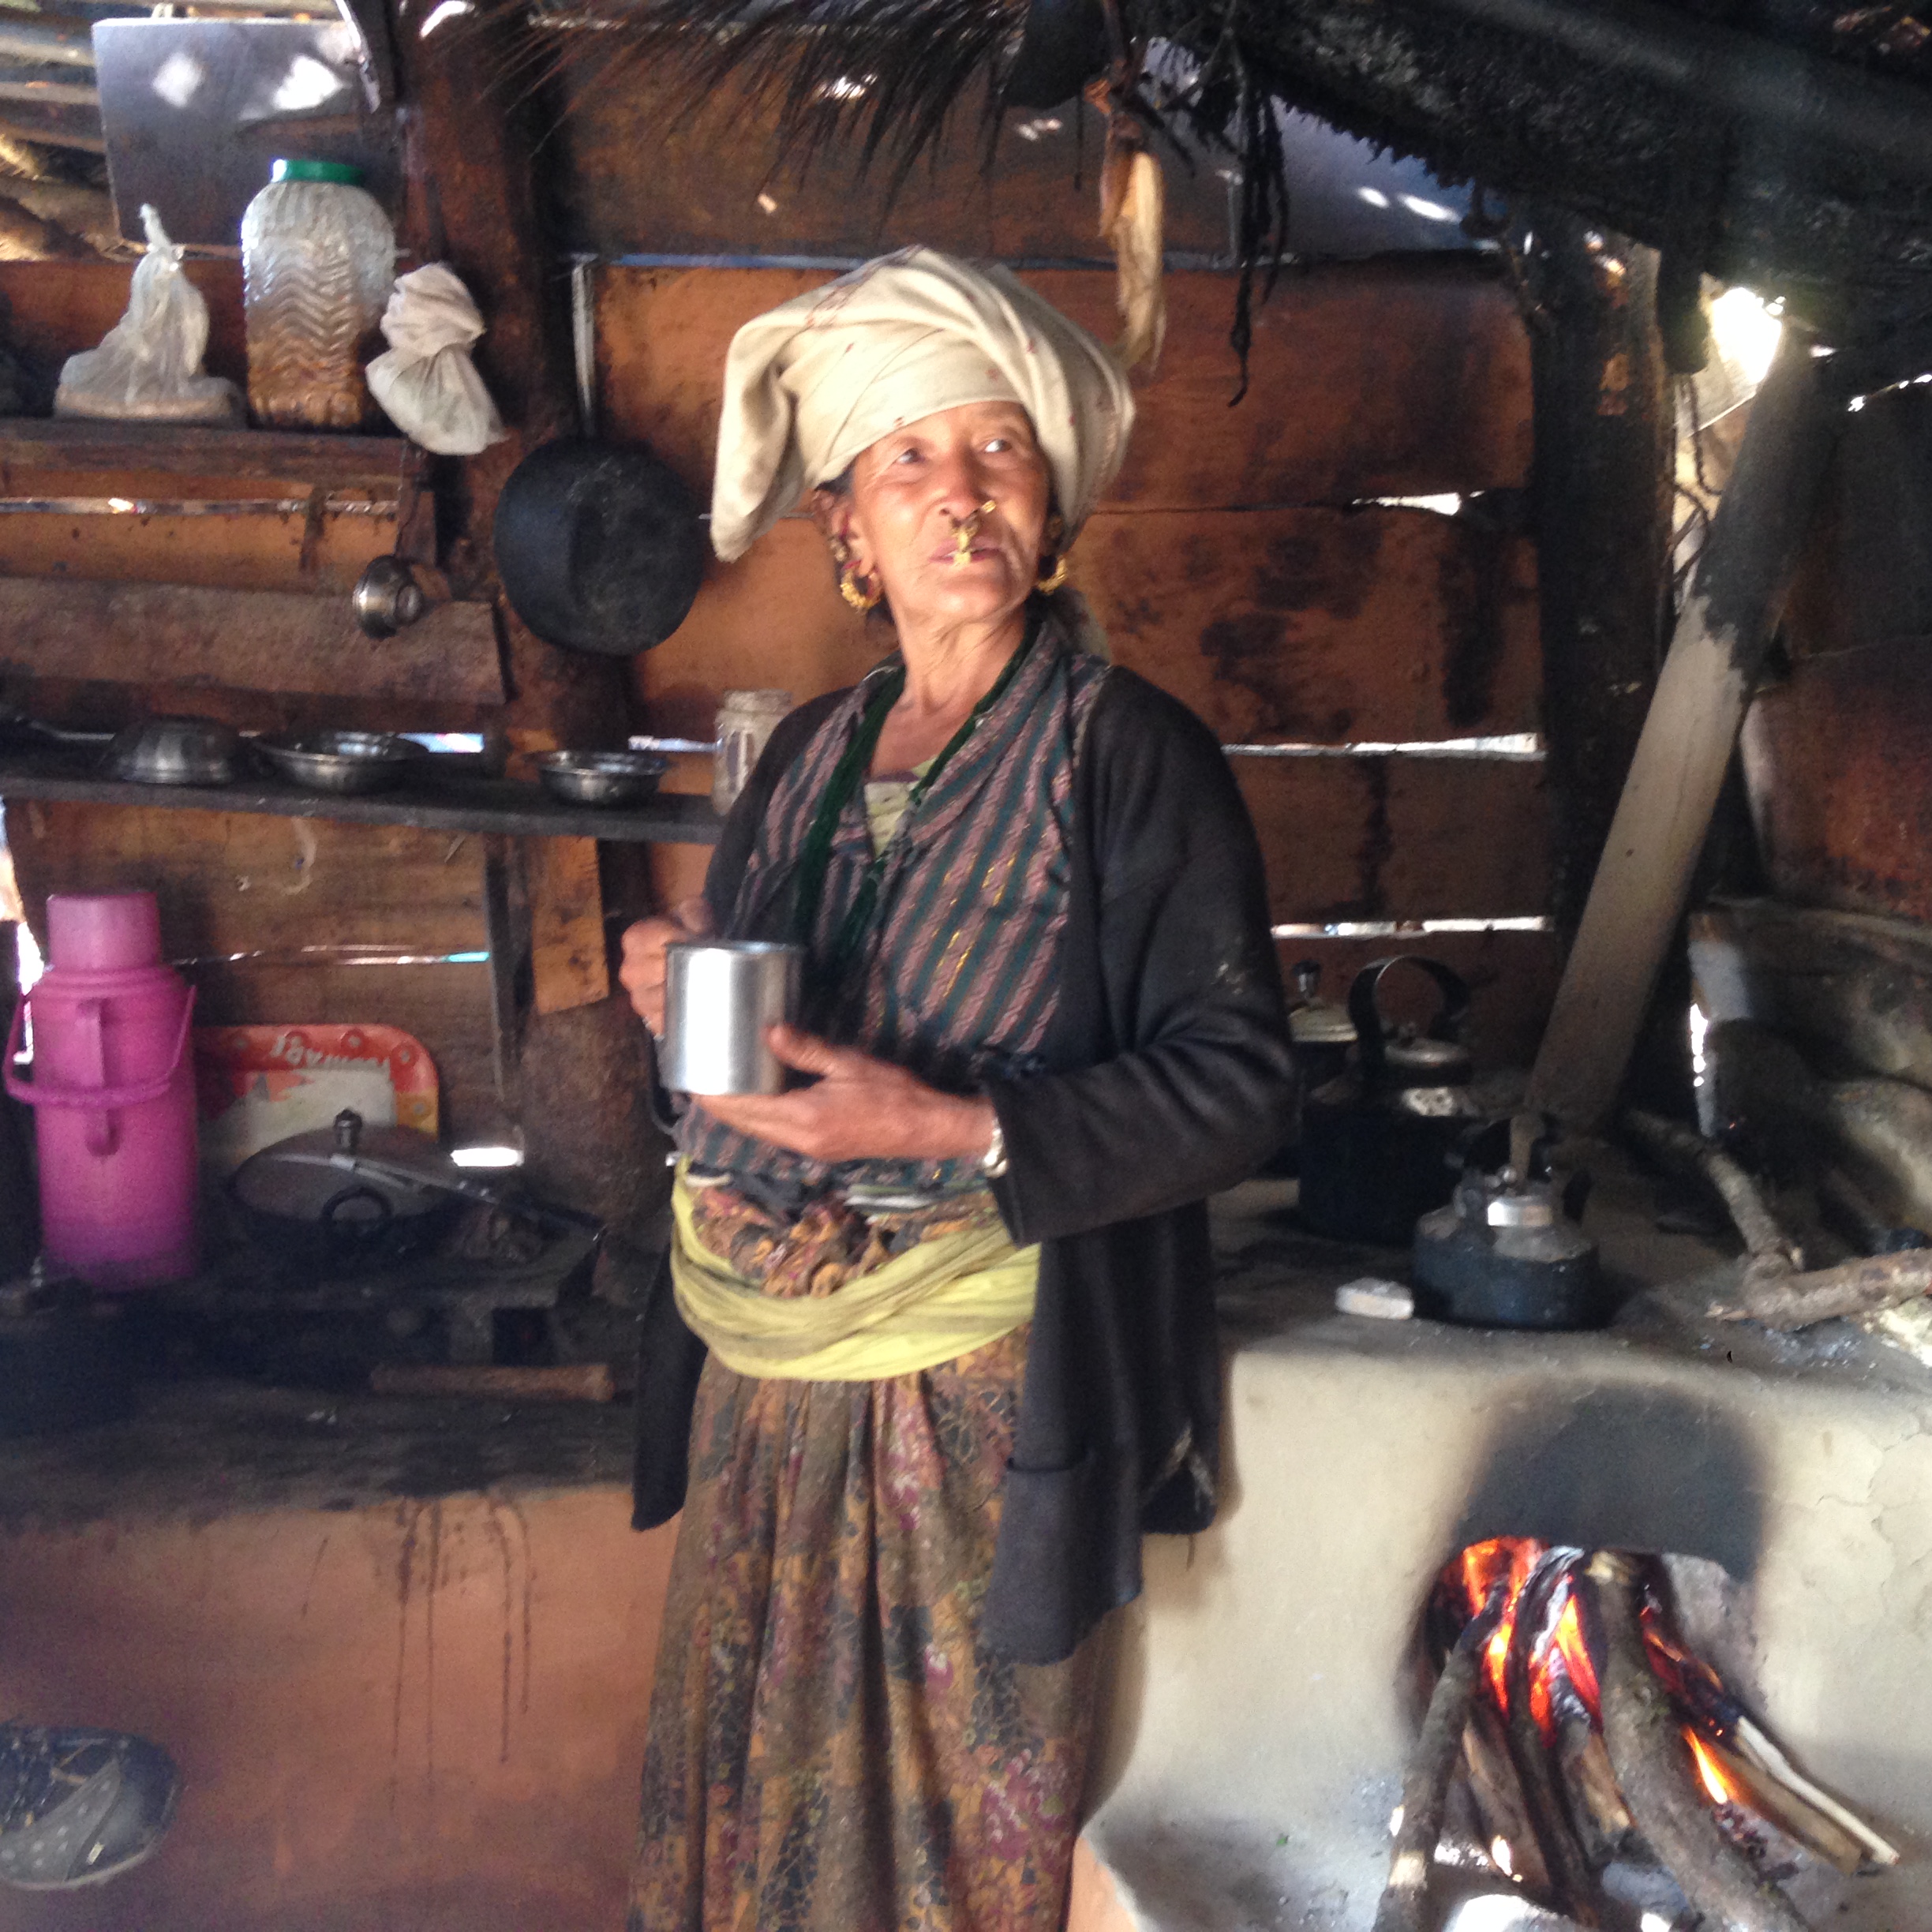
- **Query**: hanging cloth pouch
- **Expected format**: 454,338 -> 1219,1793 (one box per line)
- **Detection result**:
365,262 -> 506,456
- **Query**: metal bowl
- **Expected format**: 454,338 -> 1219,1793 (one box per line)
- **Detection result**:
254,730 -> 427,795
102,715 -> 240,787
535,749 -> 669,807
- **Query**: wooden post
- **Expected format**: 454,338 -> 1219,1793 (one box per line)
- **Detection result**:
1526,328 -> 1842,1131
1526,215 -> 1676,933
395,0 -> 660,1225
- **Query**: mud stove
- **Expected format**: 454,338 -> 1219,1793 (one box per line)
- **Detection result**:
1076,1180 -> 1932,1932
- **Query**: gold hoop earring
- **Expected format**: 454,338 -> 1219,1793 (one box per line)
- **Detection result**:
830,537 -> 882,612
1036,553 -> 1069,595
839,561 -> 882,612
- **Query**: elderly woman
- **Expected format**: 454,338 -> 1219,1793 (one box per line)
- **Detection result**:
620,247 -> 1294,1932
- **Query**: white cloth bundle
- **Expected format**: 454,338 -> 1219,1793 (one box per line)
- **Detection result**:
365,263 -> 506,457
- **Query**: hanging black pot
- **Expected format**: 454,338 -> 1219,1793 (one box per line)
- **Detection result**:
492,436 -> 706,657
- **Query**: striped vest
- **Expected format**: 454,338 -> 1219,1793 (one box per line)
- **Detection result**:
679,618 -> 1108,1200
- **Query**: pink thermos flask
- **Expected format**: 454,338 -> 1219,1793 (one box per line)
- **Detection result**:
4,893 -> 199,1286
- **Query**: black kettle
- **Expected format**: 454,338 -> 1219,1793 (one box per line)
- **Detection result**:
1297,957 -> 1488,1245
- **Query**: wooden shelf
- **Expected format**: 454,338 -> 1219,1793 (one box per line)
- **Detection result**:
0,743 -> 723,846
0,417 -> 425,494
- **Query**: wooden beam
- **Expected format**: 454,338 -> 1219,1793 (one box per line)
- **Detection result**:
0,418 -> 423,494
0,577 -> 504,708
398,0 -> 630,1009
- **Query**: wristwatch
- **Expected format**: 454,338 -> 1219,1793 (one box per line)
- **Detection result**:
981,1114 -> 1009,1180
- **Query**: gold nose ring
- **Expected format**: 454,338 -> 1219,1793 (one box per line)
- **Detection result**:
945,500 -> 998,567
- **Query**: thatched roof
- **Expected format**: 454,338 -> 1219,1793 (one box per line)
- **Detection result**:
540,0 -> 1932,344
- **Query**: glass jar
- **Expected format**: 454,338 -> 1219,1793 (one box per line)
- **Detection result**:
713,690 -> 793,815
240,158 -> 395,430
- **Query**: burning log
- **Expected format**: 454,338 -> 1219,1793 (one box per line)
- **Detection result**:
1502,1550 -> 1602,1925
1640,1610 -> 1900,1873
1581,1551 -> 1811,1932
1372,1578 -> 1509,1932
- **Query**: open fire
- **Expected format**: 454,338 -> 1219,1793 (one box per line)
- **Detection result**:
1372,1538 -> 1900,1932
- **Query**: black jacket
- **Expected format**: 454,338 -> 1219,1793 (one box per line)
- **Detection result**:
632,665 -> 1297,1664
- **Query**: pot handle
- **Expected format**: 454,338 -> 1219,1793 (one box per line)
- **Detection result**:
320,1184 -> 394,1232
3,986 -> 198,1121
1348,956 -> 1471,1077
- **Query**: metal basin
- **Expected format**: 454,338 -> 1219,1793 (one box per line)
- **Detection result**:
253,730 -> 426,795
102,716 -> 240,787
535,749 -> 668,807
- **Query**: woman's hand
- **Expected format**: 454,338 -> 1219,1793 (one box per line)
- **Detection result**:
696,1024 -> 997,1166
618,897 -> 713,1036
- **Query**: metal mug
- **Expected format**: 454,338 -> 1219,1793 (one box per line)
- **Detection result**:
660,941 -> 803,1095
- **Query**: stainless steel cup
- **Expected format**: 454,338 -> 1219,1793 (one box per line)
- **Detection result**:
660,941 -> 803,1094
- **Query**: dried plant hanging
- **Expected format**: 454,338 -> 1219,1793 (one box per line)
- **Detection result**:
505,0 -> 1298,391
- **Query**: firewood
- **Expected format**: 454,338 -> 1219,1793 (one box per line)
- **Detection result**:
1372,1579 -> 1508,1932
1502,1552 -> 1602,1925
1709,1248 -> 1932,1331
1555,1708 -> 1638,1867
1463,1699 -> 1555,1896
1691,1726 -> 1866,1874
1622,1108 -> 1799,1266
1619,1108 -> 1932,1327
1581,1552 -> 1810,1932
1723,1711 -> 1900,1870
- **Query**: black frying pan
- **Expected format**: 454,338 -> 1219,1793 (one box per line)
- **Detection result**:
492,437 -> 707,657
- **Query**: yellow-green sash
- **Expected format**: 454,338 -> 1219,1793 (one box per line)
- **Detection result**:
668,1173 -> 1039,1381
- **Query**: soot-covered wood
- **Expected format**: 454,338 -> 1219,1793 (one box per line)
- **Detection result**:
1526,216 -> 1673,934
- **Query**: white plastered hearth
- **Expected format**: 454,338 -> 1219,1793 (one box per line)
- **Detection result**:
1073,1183 -> 1932,1932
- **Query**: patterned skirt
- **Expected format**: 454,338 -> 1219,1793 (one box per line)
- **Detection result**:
628,1187 -> 1095,1932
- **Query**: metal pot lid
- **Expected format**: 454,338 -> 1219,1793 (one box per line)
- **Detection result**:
1290,1001 -> 1357,1046
1481,1184 -> 1558,1228
230,1109 -> 456,1222
1380,1032 -> 1474,1083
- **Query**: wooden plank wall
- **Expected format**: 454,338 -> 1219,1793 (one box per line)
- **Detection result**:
4,802 -> 507,1140
601,259 -> 1557,1063
1742,384 -> 1932,926
0,260 -> 511,1141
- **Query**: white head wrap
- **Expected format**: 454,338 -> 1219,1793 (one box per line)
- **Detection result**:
709,246 -> 1134,563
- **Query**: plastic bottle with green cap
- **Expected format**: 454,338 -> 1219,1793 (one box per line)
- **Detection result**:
240,156 -> 395,429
